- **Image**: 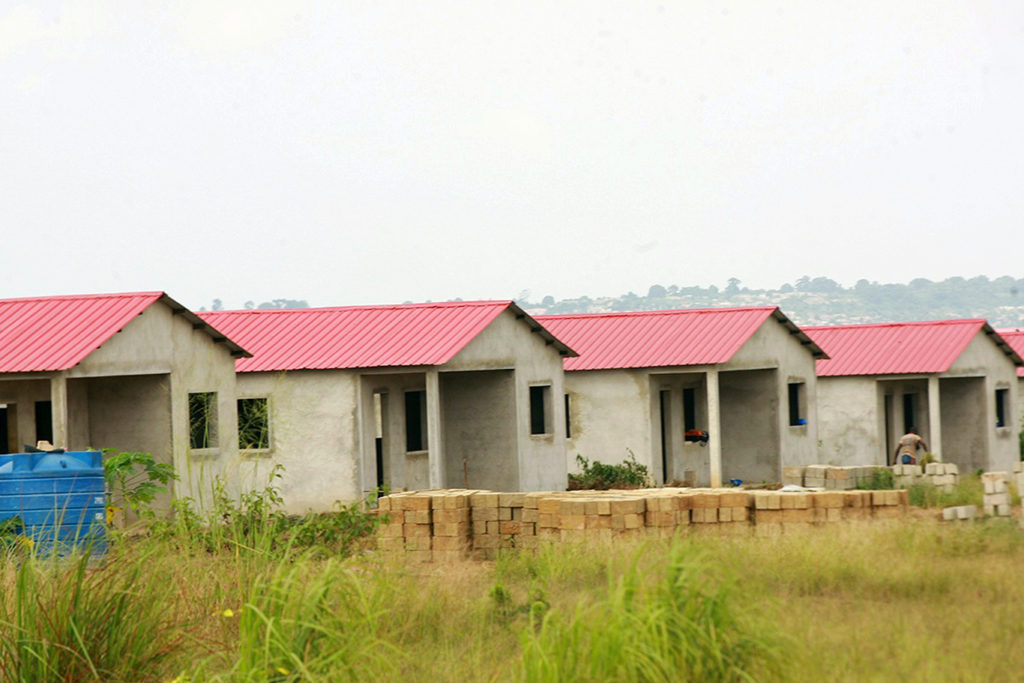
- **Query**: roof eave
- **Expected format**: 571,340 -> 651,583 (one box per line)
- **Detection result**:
508,302 -> 578,358
772,308 -> 829,359
161,294 -> 253,358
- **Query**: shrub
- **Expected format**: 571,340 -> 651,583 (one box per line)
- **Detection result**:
567,454 -> 651,490
103,449 -> 177,519
857,467 -> 895,490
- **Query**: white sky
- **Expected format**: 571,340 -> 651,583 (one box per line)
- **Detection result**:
2,1 -> 1022,310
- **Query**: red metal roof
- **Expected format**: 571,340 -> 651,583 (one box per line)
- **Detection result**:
199,301 -> 573,372
536,307 -> 821,371
807,319 -> 1022,377
0,291 -> 248,373
995,329 -> 1024,378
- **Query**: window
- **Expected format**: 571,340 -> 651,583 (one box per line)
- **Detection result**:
35,400 -> 53,444
788,382 -> 806,426
189,392 -> 218,449
996,388 -> 1008,428
564,393 -> 571,438
530,385 -> 551,435
405,390 -> 427,451
682,388 -> 696,432
238,397 -> 269,450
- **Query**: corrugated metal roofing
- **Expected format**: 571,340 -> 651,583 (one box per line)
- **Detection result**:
995,329 -> 1024,378
536,306 -> 822,371
0,291 -> 249,373
807,319 -> 1023,377
199,300 -> 574,373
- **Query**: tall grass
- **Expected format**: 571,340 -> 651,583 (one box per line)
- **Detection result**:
0,547 -> 185,682
520,542 -> 784,682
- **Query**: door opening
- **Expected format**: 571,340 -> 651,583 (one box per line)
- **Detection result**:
659,390 -> 671,484
373,392 -> 387,493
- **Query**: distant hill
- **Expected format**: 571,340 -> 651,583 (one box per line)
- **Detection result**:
518,276 -> 1024,328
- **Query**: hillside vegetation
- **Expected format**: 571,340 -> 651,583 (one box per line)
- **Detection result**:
520,275 -> 1024,328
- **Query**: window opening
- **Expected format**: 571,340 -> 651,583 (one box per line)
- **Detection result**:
530,385 -> 551,435
238,397 -> 269,449
189,392 -> 218,449
35,400 -> 53,445
996,388 -> 1008,428
405,390 -> 427,451
788,382 -> 806,426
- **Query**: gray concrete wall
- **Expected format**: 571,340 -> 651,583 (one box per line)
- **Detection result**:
730,316 -> 819,468
946,331 -> 1020,471
816,377 -> 884,465
447,308 -> 568,491
940,377 -> 988,471
720,368 -> 779,484
233,370 -> 361,514
358,371 -> 432,495
440,370 -> 517,490
565,369 -> 652,475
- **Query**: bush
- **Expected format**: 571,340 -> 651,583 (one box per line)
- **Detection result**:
567,454 -> 650,490
857,467 -> 895,490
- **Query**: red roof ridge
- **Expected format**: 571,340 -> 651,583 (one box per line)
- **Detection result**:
206,300 -> 514,316
538,305 -> 778,321
0,291 -> 165,304
806,318 -> 987,332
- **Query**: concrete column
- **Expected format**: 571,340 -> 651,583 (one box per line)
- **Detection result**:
426,370 -> 445,488
49,374 -> 68,449
707,369 -> 722,488
927,376 -> 942,461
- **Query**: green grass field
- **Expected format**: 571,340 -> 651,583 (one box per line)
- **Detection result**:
0,513 -> 1021,682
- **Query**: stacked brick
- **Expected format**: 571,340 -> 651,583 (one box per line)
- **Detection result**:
981,472 -> 1012,517
470,492 -> 538,559
377,487 -> 911,561
787,465 -> 881,489
923,463 -> 959,493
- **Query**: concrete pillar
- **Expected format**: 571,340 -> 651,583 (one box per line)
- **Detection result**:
707,369 -> 722,488
927,376 -> 942,461
50,374 -> 68,449
426,370 -> 445,488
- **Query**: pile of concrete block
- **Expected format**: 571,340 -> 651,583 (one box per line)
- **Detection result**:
376,487 -> 911,562
892,464 -> 922,488
788,465 -> 880,489
981,472 -> 1012,517
923,463 -> 959,493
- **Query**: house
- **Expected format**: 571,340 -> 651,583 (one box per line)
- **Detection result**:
199,301 -> 574,511
536,307 -> 826,488
807,320 -> 1022,472
995,328 -> 1024,424
0,292 -> 248,504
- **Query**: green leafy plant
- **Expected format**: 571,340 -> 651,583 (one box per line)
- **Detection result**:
103,450 -> 177,518
856,467 -> 895,490
567,454 -> 651,490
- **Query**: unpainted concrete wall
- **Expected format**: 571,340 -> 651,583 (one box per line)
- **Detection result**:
720,368 -> 779,484
447,308 -> 568,492
440,370 -> 517,491
946,332 -> 1019,471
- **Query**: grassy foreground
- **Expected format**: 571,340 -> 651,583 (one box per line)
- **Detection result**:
0,516 -> 1022,681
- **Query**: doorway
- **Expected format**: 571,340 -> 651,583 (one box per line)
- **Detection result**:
659,390 -> 671,484
373,392 -> 387,493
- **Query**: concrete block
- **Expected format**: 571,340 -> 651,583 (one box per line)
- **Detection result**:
782,508 -> 813,523
559,515 -> 586,531
404,535 -> 431,551
586,514 -> 612,529
376,536 -> 405,551
780,493 -> 811,509
378,522 -> 404,537
755,509 -> 784,524
433,522 -> 470,537
432,536 -> 470,551
498,493 -> 525,508
945,463 -> 959,476
718,506 -> 733,523
399,495 -> 431,512
985,492 -> 1011,507
690,493 -> 720,509
559,499 -> 587,516
471,507 -> 499,523
984,504 -> 996,517
470,492 -> 499,508
997,504 -> 1012,517
957,505 -> 977,520
537,498 -> 562,515
609,498 -> 645,515
941,507 -> 957,521
538,513 -> 558,528
719,491 -> 749,507
498,507 -> 513,521
433,508 -> 470,524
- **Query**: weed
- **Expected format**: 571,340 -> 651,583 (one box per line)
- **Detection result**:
857,467 -> 895,490
567,453 -> 651,490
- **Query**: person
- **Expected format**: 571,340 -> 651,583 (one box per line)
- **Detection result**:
893,428 -> 928,465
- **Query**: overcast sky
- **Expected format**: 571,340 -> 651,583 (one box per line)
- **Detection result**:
2,1 -> 1022,310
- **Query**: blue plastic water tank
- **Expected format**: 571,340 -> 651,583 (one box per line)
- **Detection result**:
0,451 -> 106,555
